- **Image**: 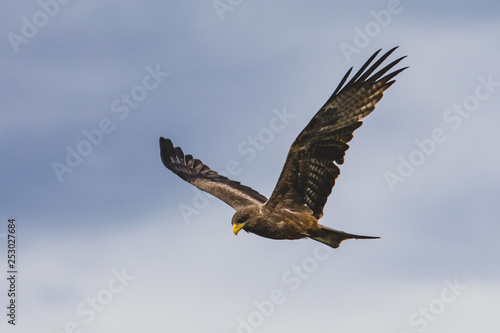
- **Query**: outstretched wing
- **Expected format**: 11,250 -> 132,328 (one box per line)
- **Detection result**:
160,138 -> 267,210
265,47 -> 407,218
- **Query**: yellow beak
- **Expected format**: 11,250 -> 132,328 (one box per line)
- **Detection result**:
233,223 -> 244,235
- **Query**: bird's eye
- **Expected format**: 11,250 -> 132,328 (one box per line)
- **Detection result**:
237,216 -> 247,224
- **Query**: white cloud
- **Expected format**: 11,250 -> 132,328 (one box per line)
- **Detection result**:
5,215 -> 499,332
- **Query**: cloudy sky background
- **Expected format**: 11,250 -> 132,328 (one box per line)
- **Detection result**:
1,1 -> 500,332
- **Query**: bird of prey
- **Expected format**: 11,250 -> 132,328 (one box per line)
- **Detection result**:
160,47 -> 407,249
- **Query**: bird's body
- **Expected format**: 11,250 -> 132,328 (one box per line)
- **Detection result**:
231,205 -> 318,240
160,47 -> 407,249
230,205 -> 378,248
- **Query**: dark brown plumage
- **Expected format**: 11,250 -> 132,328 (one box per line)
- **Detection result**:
160,47 -> 407,248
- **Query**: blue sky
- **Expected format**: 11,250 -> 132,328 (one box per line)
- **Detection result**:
1,1 -> 500,332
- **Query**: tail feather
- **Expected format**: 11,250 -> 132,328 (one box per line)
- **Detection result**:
310,225 -> 379,249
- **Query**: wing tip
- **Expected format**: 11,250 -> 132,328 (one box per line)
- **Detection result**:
159,137 -> 176,167
331,46 -> 407,98
159,137 -> 173,152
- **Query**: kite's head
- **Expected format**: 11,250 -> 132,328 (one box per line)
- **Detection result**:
231,210 -> 249,235
231,206 -> 260,235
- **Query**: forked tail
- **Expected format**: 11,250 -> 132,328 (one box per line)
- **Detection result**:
310,225 -> 380,249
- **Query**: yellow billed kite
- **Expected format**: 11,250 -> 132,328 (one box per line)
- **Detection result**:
160,47 -> 407,249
